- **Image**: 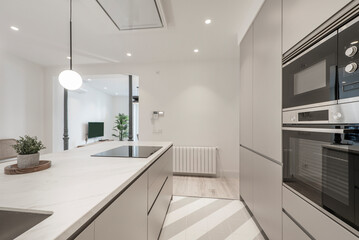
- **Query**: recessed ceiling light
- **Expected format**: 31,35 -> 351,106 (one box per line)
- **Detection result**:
194,49 -> 199,53
126,53 -> 132,57
10,26 -> 19,31
67,56 -> 71,60
205,19 -> 212,24
104,87 -> 108,90
115,93 -> 119,95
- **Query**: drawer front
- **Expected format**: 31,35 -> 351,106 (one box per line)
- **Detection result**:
283,212 -> 310,240
148,147 -> 172,210
148,177 -> 172,240
95,173 -> 148,240
283,185 -> 358,240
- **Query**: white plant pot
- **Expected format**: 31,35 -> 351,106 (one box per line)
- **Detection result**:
17,153 -> 40,169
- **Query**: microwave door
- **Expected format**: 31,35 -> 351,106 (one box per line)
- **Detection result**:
282,32 -> 337,109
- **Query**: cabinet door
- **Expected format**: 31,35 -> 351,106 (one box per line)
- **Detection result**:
253,153 -> 282,240
148,147 -> 173,211
252,0 -> 282,162
74,222 -> 95,240
239,147 -> 253,211
283,0 -> 351,53
148,178 -> 172,240
283,212 -> 310,240
149,147 -> 173,240
94,173 -> 147,240
283,186 -> 358,240
240,25 -> 253,148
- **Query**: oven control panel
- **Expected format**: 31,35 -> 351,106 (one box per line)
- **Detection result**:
283,101 -> 359,124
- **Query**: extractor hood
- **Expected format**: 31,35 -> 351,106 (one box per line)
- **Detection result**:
96,0 -> 166,30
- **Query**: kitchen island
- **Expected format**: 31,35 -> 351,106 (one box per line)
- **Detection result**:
0,141 -> 173,240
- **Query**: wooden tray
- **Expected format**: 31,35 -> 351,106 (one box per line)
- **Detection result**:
4,160 -> 51,175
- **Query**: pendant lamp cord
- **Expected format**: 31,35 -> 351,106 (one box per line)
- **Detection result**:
70,0 -> 73,70
63,0 -> 72,151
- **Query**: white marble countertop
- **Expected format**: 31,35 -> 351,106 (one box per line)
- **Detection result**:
0,141 -> 172,240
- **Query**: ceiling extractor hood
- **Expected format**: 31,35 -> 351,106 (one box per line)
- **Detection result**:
96,0 -> 166,30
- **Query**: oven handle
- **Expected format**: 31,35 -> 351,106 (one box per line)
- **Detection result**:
282,127 -> 359,134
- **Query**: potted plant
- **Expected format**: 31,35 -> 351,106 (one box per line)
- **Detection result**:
112,113 -> 129,141
12,135 -> 46,169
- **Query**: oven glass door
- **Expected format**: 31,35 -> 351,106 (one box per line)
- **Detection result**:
283,126 -> 359,230
282,32 -> 337,109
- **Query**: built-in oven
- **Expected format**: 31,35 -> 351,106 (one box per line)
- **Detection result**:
283,125 -> 359,230
283,106 -> 359,231
282,31 -> 337,110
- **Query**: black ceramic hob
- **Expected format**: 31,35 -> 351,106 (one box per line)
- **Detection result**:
91,146 -> 161,158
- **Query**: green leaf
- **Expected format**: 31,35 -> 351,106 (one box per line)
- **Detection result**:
113,113 -> 129,141
12,135 -> 46,155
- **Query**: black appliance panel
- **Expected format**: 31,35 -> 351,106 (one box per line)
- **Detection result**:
298,110 -> 329,122
283,33 -> 337,109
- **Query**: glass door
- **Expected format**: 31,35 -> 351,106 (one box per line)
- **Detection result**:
282,32 -> 337,109
283,126 -> 359,230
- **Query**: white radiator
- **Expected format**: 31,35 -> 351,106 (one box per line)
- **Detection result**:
173,146 -> 217,176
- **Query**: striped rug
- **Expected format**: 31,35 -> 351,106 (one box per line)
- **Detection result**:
160,196 -> 266,240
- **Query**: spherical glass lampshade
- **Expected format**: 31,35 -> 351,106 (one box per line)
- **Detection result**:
58,70 -> 83,90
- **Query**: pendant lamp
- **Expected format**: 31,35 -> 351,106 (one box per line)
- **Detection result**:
58,0 -> 82,90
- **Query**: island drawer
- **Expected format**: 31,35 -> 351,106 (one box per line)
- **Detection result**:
148,147 -> 172,210
148,176 -> 172,240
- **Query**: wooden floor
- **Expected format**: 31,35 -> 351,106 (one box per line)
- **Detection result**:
173,176 -> 239,200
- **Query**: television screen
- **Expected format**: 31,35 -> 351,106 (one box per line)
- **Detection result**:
88,122 -> 104,139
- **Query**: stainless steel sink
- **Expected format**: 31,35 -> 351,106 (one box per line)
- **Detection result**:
0,208 -> 52,240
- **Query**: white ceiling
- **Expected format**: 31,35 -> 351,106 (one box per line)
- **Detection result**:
82,74 -> 139,96
0,0 -> 257,66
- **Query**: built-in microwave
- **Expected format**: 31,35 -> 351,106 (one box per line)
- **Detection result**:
283,32 -> 337,110
283,16 -> 359,110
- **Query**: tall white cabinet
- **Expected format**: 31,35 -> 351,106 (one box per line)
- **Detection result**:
240,0 -> 357,239
252,153 -> 282,240
240,25 -> 253,149
252,0 -> 282,162
239,0 -> 282,239
239,147 -> 253,210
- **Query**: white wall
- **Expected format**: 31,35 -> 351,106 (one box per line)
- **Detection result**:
45,59 -> 239,178
112,95 -> 129,117
67,85 -> 114,149
0,50 -> 47,149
